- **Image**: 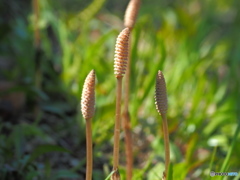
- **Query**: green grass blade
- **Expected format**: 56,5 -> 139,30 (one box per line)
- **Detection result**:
220,122 -> 240,179
167,162 -> 173,180
207,146 -> 217,180
105,170 -> 115,180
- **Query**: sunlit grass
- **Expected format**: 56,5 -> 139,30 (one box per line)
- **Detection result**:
1,0 -> 240,179
42,0 -> 240,179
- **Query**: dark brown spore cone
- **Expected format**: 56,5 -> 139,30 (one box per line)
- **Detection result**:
155,70 -> 168,115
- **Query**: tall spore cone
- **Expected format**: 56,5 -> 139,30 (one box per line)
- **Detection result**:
81,70 -> 95,119
124,0 -> 141,29
155,70 -> 168,115
114,28 -> 130,78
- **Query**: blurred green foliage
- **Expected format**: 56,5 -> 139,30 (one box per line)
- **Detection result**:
0,0 -> 240,179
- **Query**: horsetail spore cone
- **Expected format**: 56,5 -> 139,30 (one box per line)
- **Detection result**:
81,70 -> 95,120
155,70 -> 168,115
112,28 -> 130,180
81,70 -> 95,180
114,28 -> 130,78
124,0 -> 141,29
155,70 -> 170,179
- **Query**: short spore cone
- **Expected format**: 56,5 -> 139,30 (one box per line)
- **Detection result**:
81,70 -> 95,119
155,70 -> 168,115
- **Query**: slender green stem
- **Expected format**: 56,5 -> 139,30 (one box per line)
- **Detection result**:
32,0 -> 42,120
86,118 -> 93,180
162,114 -> 170,178
32,0 -> 40,48
112,77 -> 123,180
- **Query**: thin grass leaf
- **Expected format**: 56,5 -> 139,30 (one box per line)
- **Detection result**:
105,170 -> 115,180
167,162 -> 173,180
220,122 -> 240,179
207,146 -> 217,180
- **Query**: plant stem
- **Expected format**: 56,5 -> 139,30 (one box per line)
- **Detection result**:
86,118 -> 93,180
32,0 -> 40,48
112,77 -> 123,180
123,37 -> 131,115
162,114 -> 170,178
32,0 -> 42,121
123,37 -> 133,180
123,115 -> 133,180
